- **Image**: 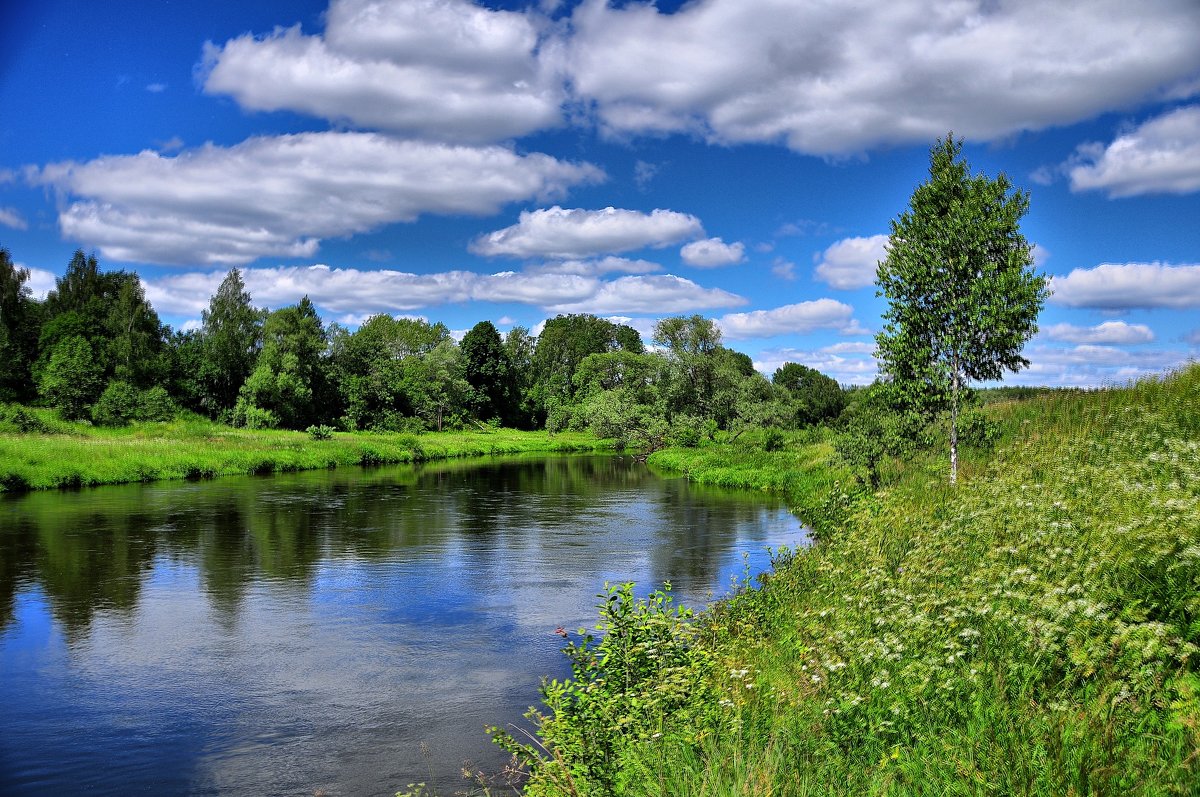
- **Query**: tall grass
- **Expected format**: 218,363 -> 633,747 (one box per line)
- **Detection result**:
504,365 -> 1200,795
0,409 -> 613,492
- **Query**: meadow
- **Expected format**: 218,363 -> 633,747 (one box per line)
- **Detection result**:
0,408 -> 611,492
496,365 -> 1200,796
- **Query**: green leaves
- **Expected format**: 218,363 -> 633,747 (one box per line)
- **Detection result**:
876,135 -> 1048,482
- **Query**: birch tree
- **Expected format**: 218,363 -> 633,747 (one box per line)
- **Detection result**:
876,135 -> 1048,484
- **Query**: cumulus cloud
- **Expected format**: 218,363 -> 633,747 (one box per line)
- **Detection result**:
1043,321 -> 1155,345
1050,263 -> 1200,309
470,206 -> 703,259
1068,105 -> 1200,197
752,345 -> 878,385
201,0 -> 561,142
545,274 -> 745,314
1013,344 -> 1193,387
141,265 -> 742,318
16,265 -> 57,300
679,237 -> 745,268
33,132 -> 602,266
771,257 -> 796,280
814,234 -> 888,290
561,0 -> 1200,154
530,256 -> 661,276
717,298 -> 866,339
0,207 -> 28,230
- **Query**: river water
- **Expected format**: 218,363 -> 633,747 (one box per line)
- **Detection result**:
0,454 -> 806,796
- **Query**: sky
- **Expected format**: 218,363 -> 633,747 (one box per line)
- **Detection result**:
1,0 -> 1198,387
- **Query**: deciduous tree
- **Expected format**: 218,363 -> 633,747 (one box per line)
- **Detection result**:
876,135 -> 1048,483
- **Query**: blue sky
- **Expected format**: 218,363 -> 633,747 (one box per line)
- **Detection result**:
2,0 -> 1198,387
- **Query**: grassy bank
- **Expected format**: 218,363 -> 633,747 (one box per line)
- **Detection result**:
502,366 -> 1200,795
0,410 -> 612,493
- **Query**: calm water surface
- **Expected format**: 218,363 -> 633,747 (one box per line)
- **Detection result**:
0,455 -> 806,796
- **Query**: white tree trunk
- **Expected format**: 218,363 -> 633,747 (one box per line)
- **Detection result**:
949,367 -> 959,485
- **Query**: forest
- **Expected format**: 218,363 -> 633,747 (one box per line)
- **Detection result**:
0,246 -> 846,452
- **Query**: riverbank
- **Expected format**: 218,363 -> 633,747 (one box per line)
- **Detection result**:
0,411 -> 614,493
504,365 -> 1200,795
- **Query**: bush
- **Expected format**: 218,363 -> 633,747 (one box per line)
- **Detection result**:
138,386 -> 176,422
957,408 -> 1000,450
670,419 -> 702,448
231,398 -> 279,429
306,424 -> 335,440
0,404 -> 49,434
762,426 -> 786,451
92,381 -> 141,426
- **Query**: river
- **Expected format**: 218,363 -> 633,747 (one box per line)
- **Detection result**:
0,454 -> 806,796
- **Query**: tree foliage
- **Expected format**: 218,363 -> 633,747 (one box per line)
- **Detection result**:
234,297 -> 328,429
531,314 -> 643,425
460,320 -> 515,425
0,247 -> 39,401
200,268 -> 262,415
876,135 -> 1048,483
39,336 -> 105,420
773,362 -> 845,426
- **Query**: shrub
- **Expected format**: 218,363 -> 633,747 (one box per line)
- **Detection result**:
762,426 -> 786,451
138,386 -> 176,422
231,398 -> 279,429
0,404 -> 49,434
670,419 -> 702,448
957,408 -> 1000,450
92,381 -> 141,426
306,424 -> 335,440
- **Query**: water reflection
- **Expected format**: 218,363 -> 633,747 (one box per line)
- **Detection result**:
0,454 -> 806,796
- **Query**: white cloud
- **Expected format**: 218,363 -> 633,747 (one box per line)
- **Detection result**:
752,345 -> 878,385
561,0 -> 1200,154
1032,244 -> 1050,267
16,265 -> 57,300
602,315 -> 658,341
814,234 -> 888,290
470,206 -> 702,259
1068,105 -> 1200,197
1050,263 -> 1200,309
822,341 -> 876,355
141,265 -> 742,318
679,237 -> 745,268
1043,321 -> 1155,345
201,0 -> 561,143
633,160 -> 658,190
145,83 -> 167,93
530,256 -> 661,276
1012,344 -> 1194,387
545,274 -> 745,314
718,298 -> 866,339
0,207 -> 28,230
771,257 -> 796,280
34,132 -> 602,266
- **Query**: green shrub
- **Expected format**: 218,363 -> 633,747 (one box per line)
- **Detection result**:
957,408 -> 1000,450
762,426 -> 786,451
306,424 -> 335,440
231,398 -> 279,429
0,404 -> 49,434
138,386 -> 176,422
92,381 -> 141,427
670,419 -> 702,448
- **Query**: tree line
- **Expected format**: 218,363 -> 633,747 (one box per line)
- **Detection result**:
0,248 -> 845,445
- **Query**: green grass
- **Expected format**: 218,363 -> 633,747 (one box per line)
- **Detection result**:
506,365 -> 1200,796
0,410 -> 613,492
